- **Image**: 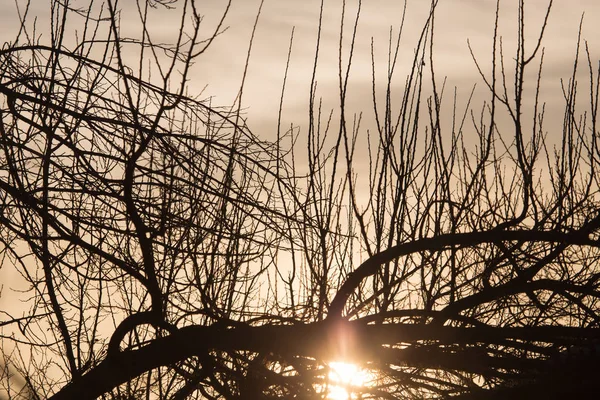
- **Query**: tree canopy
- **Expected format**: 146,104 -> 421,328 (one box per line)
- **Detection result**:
1,0 -> 600,399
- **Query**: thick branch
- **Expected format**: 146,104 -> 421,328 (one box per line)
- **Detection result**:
50,320 -> 600,399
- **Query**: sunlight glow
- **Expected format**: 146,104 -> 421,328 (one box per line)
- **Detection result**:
326,361 -> 371,400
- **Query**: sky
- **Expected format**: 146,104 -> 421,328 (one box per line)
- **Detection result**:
0,0 -> 599,308
0,0 -> 599,393
0,0 -> 598,137
0,0 -> 598,294
172,0 -> 600,140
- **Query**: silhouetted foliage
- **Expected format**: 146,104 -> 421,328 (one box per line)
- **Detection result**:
1,0 -> 599,399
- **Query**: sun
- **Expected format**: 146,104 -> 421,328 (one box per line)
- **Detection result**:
326,361 -> 371,399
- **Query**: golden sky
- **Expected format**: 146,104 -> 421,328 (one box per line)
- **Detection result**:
0,2 -> 599,394
1,0 -> 599,312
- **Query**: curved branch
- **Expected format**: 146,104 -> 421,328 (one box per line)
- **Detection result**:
327,227 -> 600,319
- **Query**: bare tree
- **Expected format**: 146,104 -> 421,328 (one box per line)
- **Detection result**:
0,0 -> 599,399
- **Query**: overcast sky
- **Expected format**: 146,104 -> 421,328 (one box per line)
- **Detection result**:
1,0 -> 600,309
178,0 -> 600,139
1,1 -> 599,139
0,4 -> 599,389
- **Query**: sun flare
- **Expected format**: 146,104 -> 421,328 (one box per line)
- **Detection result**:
326,361 -> 371,399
